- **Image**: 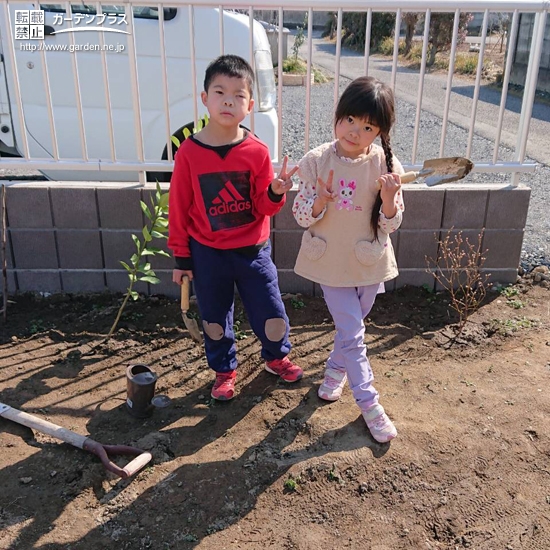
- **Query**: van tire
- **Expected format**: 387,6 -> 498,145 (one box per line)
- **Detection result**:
145,121 -> 252,184
146,120 -> 196,183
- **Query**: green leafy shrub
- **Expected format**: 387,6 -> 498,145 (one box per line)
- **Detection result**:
378,37 -> 406,56
378,36 -> 395,55
406,42 -> 424,63
455,53 -> 479,75
281,57 -> 327,83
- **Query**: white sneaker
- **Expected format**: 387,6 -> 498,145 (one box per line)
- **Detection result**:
362,404 -> 397,443
318,367 -> 347,401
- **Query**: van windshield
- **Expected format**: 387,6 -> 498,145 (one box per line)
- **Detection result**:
40,4 -> 177,20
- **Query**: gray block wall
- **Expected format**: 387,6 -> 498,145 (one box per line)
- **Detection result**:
2,182 -> 529,298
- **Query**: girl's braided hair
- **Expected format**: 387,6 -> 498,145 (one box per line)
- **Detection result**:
334,76 -> 396,241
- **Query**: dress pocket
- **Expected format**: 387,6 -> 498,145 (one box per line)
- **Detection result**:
354,233 -> 388,266
301,231 -> 327,261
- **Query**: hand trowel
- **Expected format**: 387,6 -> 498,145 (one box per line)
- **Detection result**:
181,276 -> 203,344
378,156 -> 474,187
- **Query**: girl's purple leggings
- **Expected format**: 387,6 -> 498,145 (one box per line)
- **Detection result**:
320,283 -> 384,410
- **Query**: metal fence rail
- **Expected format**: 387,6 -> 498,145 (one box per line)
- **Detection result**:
0,0 -> 546,184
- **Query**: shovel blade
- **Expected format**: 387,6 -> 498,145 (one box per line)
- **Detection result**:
421,157 -> 474,186
424,173 -> 466,186
181,277 -> 203,344
182,312 -> 203,344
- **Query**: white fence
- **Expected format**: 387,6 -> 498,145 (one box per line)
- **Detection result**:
0,0 -> 547,184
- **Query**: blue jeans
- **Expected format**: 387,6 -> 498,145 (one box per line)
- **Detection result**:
190,239 -> 291,373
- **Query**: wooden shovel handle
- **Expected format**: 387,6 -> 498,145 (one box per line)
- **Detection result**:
0,405 -> 88,448
181,275 -> 190,312
377,171 -> 419,189
84,440 -> 152,479
0,404 -> 152,479
400,171 -> 421,183
121,451 -> 154,478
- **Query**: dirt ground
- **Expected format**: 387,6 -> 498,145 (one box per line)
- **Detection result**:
0,274 -> 549,550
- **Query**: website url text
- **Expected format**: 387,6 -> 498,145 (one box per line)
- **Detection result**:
19,42 -> 125,53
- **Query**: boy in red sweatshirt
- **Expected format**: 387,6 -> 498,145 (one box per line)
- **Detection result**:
168,55 -> 302,400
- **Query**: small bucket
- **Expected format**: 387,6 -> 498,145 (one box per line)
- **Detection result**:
126,364 -> 158,418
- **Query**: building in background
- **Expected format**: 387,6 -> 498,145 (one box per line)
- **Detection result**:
509,13 -> 550,94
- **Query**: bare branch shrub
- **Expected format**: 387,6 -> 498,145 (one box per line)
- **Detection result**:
426,230 -> 491,334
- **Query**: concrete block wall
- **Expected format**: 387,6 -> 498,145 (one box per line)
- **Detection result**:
2,182 -> 529,298
272,184 -> 530,296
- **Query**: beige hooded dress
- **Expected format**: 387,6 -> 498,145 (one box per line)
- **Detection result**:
293,142 -> 405,287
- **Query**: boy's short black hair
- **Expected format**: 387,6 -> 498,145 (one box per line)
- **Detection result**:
204,55 -> 255,96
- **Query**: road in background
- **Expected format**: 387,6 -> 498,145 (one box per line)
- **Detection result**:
292,31 -> 549,267
299,31 -> 550,165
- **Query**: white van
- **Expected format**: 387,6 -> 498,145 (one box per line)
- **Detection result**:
0,4 -> 278,181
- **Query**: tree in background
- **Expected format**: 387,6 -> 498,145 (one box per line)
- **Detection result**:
427,12 -> 473,66
323,11 -> 474,65
403,13 -> 420,55
324,12 -> 396,52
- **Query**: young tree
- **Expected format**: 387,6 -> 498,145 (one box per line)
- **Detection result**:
492,12 -> 510,53
291,14 -> 306,61
107,182 -> 170,339
426,230 -> 490,336
427,12 -> 473,66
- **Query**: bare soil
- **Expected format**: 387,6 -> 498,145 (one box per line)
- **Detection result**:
1,277 -> 549,550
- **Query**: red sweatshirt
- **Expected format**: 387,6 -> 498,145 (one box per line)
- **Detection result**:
167,132 -> 285,265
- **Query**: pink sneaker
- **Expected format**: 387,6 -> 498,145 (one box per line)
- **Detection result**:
265,357 -> 303,382
362,404 -> 397,443
211,370 -> 237,400
318,367 -> 347,401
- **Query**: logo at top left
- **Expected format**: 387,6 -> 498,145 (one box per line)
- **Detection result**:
14,10 -> 44,40
13,9 -> 130,39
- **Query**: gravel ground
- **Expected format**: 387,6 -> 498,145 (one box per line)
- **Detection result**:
279,78 -> 550,272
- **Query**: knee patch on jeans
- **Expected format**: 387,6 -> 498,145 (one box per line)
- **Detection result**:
264,318 -> 286,342
203,321 -> 224,341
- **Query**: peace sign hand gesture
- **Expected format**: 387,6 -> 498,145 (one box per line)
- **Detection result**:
316,169 -> 336,207
270,156 -> 299,195
311,169 -> 336,218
